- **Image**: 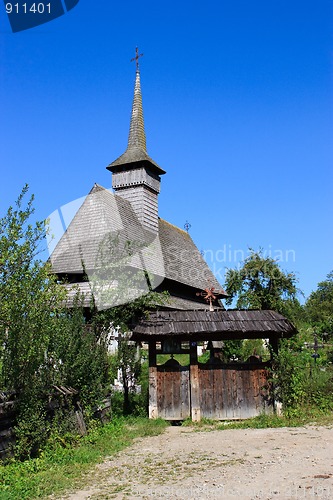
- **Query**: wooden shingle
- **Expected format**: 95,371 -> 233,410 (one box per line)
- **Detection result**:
131,309 -> 297,341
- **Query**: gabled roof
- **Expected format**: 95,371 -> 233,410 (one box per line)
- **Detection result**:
107,70 -> 165,176
131,309 -> 297,341
158,219 -> 224,293
50,184 -> 226,297
50,183 -> 150,274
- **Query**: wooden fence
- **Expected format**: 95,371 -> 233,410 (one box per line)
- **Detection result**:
0,387 -> 102,461
0,393 -> 16,460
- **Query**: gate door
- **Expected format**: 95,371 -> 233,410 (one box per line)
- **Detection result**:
156,362 -> 190,420
198,363 -> 272,420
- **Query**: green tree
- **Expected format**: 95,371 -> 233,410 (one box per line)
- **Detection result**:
0,187 -> 111,457
305,271 -> 333,335
224,249 -> 300,316
51,298 -> 110,409
0,187 -> 69,455
91,293 -> 168,415
0,186 -> 67,395
273,336 -> 333,417
87,227 -> 169,415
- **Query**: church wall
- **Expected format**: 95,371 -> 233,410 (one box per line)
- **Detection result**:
116,185 -> 158,233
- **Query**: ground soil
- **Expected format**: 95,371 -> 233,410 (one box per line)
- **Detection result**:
59,424 -> 333,499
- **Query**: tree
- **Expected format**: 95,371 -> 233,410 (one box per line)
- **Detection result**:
305,271 -> 333,335
224,249 -> 299,317
0,186 -> 66,394
90,290 -> 168,415
0,187 -> 111,457
87,230 -> 169,414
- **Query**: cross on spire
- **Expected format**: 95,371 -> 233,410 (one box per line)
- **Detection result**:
131,47 -> 144,71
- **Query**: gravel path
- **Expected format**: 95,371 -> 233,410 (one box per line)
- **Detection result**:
60,424 -> 333,499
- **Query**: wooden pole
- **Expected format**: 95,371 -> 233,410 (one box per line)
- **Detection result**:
148,341 -> 158,419
190,341 -> 201,422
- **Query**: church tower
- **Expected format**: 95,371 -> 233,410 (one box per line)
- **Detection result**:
107,49 -> 165,233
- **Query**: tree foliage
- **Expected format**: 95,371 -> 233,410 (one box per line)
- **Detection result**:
304,271 -> 333,334
224,249 -> 299,316
0,186 -> 66,394
91,291 -> 168,415
87,226 -> 169,415
273,336 -> 333,417
0,187 -> 111,457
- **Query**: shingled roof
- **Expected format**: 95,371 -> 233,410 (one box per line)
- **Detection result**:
50,184 -> 226,300
131,309 -> 297,341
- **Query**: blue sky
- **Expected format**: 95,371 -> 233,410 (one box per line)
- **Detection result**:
0,0 -> 332,301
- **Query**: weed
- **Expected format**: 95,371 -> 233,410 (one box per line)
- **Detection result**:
0,417 -> 168,500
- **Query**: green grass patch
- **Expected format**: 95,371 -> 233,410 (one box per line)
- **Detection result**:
157,354 -> 190,365
156,351 -> 211,366
182,410 -> 333,431
0,417 -> 168,500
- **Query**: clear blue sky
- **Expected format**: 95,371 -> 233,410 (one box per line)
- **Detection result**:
0,1 -> 332,301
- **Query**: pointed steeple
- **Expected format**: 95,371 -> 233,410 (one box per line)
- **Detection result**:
107,52 -> 165,175
127,69 -> 147,151
107,50 -> 165,233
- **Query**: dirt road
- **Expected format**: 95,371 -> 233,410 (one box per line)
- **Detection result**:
61,424 -> 333,499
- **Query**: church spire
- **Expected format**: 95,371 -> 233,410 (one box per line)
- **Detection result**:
127,63 -> 147,151
107,48 -> 165,175
107,49 -> 165,233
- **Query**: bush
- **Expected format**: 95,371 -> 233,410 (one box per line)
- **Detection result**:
273,337 -> 333,417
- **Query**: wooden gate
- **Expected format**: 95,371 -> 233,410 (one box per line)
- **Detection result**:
198,362 -> 272,420
150,360 -> 272,421
154,362 -> 190,420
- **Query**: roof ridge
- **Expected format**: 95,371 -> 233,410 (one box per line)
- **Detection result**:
89,183 -> 107,194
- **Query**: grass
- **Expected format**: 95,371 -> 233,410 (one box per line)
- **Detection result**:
157,351 -> 210,366
0,417 -> 168,500
1,410 -> 333,499
156,354 -> 190,365
182,409 -> 333,431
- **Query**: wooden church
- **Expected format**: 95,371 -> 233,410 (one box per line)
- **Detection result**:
51,51 -> 226,312
50,52 -> 296,421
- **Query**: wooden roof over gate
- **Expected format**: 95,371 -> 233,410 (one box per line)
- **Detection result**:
131,309 -> 297,341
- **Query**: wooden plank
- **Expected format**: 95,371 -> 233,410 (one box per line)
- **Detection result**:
196,364 -> 273,421
148,341 -> 158,419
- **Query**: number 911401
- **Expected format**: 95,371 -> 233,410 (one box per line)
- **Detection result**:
6,3 -> 52,14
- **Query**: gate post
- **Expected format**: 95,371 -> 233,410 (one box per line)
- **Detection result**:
190,341 -> 201,422
148,341 -> 158,419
